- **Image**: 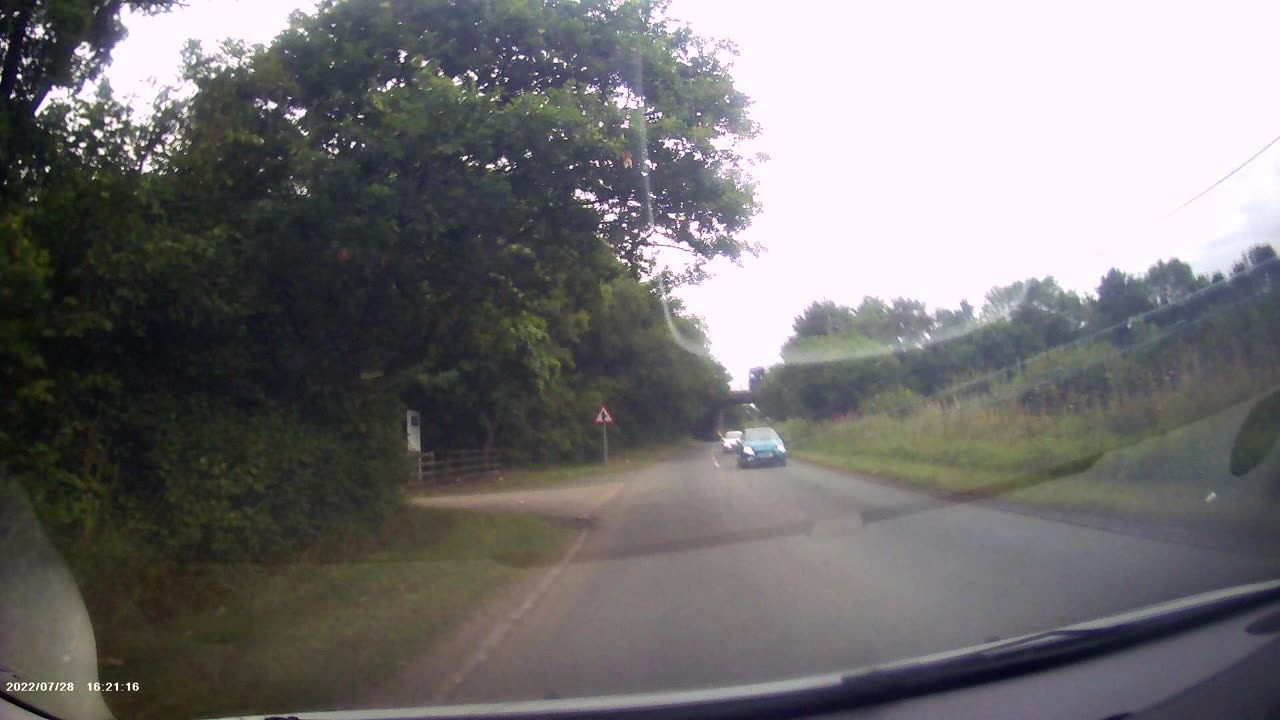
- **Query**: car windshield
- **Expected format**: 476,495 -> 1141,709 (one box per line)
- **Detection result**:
3,2 -> 1280,720
743,428 -> 780,442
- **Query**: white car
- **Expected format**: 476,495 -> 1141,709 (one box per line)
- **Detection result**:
721,430 -> 744,453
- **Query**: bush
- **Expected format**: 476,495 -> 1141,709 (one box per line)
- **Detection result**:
774,418 -> 814,448
131,397 -> 403,561
862,386 -> 922,417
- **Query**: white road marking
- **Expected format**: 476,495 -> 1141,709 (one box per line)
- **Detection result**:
431,480 -> 631,701
434,528 -> 591,700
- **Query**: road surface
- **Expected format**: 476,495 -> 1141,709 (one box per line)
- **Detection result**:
428,444 -> 1279,704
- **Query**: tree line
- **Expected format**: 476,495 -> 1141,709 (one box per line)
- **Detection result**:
757,245 -> 1280,421
1,0 -> 756,560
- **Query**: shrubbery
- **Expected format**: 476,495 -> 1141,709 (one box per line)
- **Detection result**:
758,252 -> 1279,425
3,0 -> 753,562
140,399 -> 404,560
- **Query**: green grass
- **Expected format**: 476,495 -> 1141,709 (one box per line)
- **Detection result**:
1007,470 -> 1205,519
782,363 -> 1280,532
411,439 -> 695,497
67,506 -> 571,720
793,442 -> 1222,525
782,406 -> 1120,487
796,452 -> 1024,493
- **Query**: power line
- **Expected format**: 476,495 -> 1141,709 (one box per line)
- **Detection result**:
1078,130 -> 1280,263
1153,131 -> 1280,225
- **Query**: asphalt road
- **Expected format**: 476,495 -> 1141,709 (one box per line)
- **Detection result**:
444,444 -> 1280,704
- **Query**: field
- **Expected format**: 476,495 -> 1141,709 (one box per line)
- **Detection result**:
778,358 -> 1280,538
58,507 -> 571,720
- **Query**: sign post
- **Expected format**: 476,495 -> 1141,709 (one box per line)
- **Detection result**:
406,410 -> 422,484
406,410 -> 421,453
593,405 -> 614,464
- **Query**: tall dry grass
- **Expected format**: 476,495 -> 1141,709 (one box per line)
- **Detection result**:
780,346 -> 1280,480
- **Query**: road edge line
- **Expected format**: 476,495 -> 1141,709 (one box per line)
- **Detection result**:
432,525 -> 592,700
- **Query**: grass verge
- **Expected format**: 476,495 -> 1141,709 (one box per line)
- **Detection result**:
783,375 -> 1280,534
796,451 -> 1021,493
410,439 -> 695,497
793,447 -> 1216,528
67,506 -> 571,720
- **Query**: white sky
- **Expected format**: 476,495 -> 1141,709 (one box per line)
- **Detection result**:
107,0 -> 1280,387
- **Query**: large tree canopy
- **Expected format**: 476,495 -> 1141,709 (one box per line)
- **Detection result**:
265,0 -> 760,268
4,0 -> 755,560
145,0 -> 762,391
0,0 -> 178,194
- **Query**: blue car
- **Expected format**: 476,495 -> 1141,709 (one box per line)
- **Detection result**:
736,426 -> 788,468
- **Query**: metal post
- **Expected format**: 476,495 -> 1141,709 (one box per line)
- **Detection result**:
602,422 -> 609,465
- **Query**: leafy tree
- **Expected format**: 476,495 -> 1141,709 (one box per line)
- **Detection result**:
0,0 -> 178,196
1008,277 -> 1086,348
932,299 -> 975,337
268,0 -> 760,274
760,249 -> 1280,424
409,307 -> 563,454
781,333 -> 884,364
757,354 -> 902,421
1231,244 -> 1278,276
847,296 -> 898,344
887,297 -> 932,345
791,300 -> 856,337
1145,258 -> 1202,307
1094,268 -> 1154,328
1230,243 -> 1279,296
567,278 -> 731,451
980,280 -> 1028,321
4,0 -> 755,559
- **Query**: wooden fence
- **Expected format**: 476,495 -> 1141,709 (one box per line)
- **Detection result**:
408,449 -> 502,486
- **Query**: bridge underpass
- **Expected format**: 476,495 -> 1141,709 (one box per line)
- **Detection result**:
696,368 -> 768,440
699,389 -> 759,440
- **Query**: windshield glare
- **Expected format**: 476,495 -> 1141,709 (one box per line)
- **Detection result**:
3,2 -> 1280,720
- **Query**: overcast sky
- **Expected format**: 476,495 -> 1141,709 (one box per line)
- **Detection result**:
107,0 -> 1280,387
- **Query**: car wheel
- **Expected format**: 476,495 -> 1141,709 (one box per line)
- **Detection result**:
778,457 -> 787,467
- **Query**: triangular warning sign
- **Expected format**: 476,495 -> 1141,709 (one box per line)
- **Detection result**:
594,406 -> 614,424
